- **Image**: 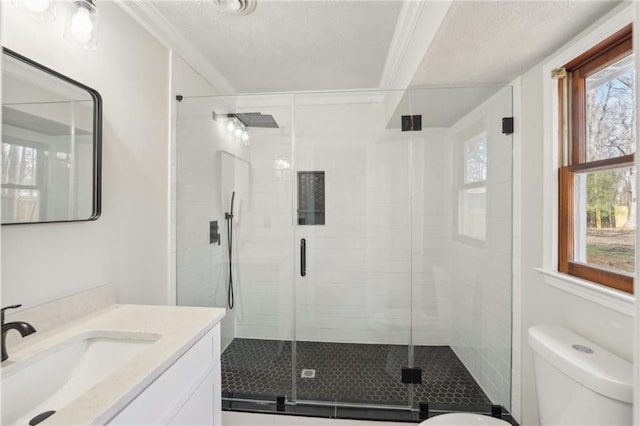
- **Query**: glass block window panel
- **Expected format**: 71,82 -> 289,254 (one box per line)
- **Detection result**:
573,166 -> 636,274
585,54 -> 635,162
298,171 -> 325,225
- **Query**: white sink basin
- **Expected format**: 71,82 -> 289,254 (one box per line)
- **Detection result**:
1,331 -> 159,425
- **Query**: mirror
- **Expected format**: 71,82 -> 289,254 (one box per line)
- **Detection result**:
1,48 -> 101,224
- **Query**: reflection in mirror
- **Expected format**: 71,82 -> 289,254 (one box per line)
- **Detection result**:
1,48 -> 101,224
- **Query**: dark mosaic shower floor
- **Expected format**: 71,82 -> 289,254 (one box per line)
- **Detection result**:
221,339 -> 491,406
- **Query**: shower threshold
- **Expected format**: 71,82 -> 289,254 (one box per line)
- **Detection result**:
222,397 -> 519,425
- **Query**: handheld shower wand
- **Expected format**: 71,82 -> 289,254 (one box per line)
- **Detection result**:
225,192 -> 236,309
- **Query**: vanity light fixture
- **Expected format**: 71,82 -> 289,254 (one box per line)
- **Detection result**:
64,0 -> 100,50
11,0 -> 56,21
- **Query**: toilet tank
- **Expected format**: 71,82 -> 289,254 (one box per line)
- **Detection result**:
528,325 -> 632,426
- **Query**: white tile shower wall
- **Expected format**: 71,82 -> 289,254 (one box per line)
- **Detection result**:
412,128 -> 453,346
231,97 -> 295,341
448,88 -> 513,409
233,95 -> 451,346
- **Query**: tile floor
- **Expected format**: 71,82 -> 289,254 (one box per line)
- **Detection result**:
222,339 -> 491,406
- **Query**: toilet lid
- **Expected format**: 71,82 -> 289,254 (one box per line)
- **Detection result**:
419,413 -> 511,425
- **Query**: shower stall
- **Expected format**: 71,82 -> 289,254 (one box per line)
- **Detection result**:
175,87 -> 514,420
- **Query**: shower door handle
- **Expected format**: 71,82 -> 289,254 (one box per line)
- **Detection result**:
300,238 -> 306,277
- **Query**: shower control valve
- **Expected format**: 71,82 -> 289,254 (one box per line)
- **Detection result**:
210,221 -> 221,245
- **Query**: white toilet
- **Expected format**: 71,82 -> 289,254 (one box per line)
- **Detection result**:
418,412 -> 510,425
528,324 -> 633,425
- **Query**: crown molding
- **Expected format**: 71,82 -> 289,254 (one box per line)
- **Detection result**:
379,0 -> 452,126
379,1 -> 426,90
114,0 -> 236,96
379,0 -> 452,91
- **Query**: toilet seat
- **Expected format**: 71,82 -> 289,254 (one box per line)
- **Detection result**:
419,413 -> 510,425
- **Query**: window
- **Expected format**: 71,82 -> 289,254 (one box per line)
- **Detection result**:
458,133 -> 487,240
558,24 -> 634,293
1,141 -> 46,222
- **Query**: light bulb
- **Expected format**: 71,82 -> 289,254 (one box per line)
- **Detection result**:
12,0 -> 55,20
242,131 -> 249,142
227,121 -> 235,132
23,0 -> 49,13
219,0 -> 242,11
71,7 -> 94,44
234,127 -> 243,137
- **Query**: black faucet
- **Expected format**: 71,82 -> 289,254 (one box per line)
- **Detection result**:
2,304 -> 36,362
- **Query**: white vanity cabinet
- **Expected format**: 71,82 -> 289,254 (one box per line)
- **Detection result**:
108,324 -> 221,425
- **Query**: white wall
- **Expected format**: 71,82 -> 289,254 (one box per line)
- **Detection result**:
518,7 -> 635,425
1,2 -> 170,307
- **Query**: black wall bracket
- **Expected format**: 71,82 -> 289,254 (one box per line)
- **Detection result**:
176,95 -> 183,102
401,115 -> 422,132
419,402 -> 429,420
401,367 -> 422,384
276,395 -> 286,411
491,404 -> 503,419
502,117 -> 514,135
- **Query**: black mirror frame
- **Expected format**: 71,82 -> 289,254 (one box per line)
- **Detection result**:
1,47 -> 102,225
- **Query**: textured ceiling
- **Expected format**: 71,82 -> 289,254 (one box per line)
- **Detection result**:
152,0 -> 402,93
411,0 -> 621,87
387,87 -> 502,128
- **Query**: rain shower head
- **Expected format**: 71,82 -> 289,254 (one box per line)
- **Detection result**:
213,112 -> 279,128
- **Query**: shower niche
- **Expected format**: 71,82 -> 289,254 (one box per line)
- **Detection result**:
175,87 -> 514,422
297,171 -> 325,225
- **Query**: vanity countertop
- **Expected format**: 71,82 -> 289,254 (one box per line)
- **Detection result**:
2,304 -> 226,425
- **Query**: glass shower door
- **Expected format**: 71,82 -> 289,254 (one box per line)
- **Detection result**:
176,86 -> 514,417
408,86 -> 514,414
292,91 -> 413,407
176,94 -> 296,402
